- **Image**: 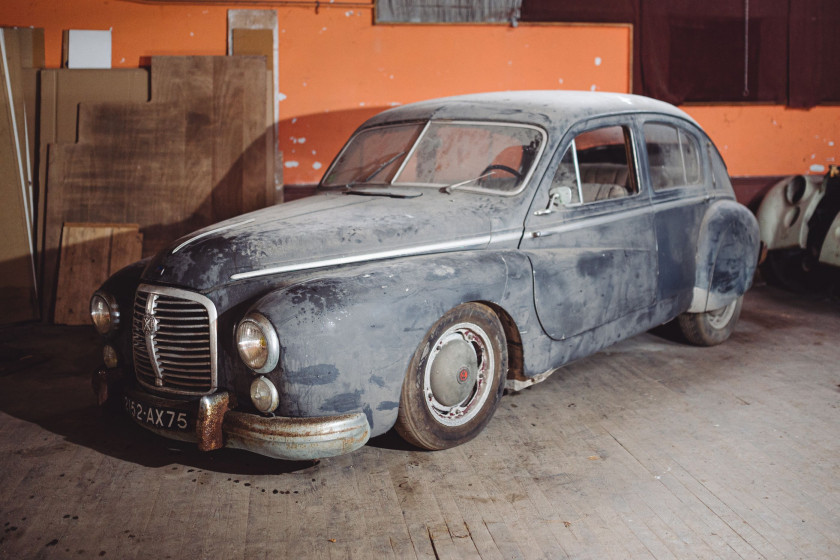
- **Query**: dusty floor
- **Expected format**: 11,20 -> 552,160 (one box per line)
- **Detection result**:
0,283 -> 838,559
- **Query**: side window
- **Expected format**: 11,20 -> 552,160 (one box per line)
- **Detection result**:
644,123 -> 703,190
551,125 -> 637,204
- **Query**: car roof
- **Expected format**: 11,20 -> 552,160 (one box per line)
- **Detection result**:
362,90 -> 698,132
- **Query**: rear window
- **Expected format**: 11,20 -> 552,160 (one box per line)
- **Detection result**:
643,123 -> 703,190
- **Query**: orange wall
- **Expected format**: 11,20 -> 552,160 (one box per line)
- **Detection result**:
2,0 -> 837,184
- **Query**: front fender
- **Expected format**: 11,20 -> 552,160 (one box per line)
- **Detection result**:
246,250 -> 537,437
689,200 -> 760,312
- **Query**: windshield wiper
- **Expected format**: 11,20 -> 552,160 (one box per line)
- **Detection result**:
442,171 -> 495,194
359,151 -> 406,183
344,187 -> 422,199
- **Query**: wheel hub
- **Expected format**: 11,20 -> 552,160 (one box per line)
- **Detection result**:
429,337 -> 477,407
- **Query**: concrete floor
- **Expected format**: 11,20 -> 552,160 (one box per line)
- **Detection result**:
0,283 -> 838,559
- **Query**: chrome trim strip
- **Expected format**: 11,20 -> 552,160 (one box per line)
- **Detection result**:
172,219 -> 255,254
489,230 -> 524,245
230,235 -> 492,280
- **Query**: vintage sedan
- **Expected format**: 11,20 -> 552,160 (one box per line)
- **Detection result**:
91,91 -> 759,460
757,166 -> 840,292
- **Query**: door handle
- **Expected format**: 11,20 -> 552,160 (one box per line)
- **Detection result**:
531,231 -> 556,238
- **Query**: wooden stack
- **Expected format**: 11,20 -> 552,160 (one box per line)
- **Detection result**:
44,56 -> 274,322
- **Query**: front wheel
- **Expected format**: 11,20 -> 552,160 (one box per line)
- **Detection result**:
395,303 -> 507,450
677,296 -> 743,346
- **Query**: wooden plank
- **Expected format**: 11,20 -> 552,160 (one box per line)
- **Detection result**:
53,223 -> 141,325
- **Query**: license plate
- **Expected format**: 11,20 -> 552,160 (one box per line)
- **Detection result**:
124,396 -> 192,432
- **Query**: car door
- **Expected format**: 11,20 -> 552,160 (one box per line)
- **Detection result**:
521,117 -> 658,341
640,119 -> 712,310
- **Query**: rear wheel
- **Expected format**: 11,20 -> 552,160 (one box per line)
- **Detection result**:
395,303 -> 507,450
677,296 -> 743,346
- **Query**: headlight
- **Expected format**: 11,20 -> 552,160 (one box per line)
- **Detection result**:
784,176 -> 806,205
250,376 -> 279,413
235,312 -> 279,373
90,292 -> 120,335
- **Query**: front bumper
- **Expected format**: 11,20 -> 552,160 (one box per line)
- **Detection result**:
93,368 -> 370,460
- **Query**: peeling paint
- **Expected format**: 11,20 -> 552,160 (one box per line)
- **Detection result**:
285,161 -> 299,168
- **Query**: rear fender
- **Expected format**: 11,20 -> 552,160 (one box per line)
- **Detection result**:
689,200 -> 760,312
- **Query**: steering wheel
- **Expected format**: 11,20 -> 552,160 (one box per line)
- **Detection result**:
481,164 -> 523,179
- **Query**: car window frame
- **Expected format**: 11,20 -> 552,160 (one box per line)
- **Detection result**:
531,114 -> 647,218
639,117 -> 711,199
320,119 -> 548,197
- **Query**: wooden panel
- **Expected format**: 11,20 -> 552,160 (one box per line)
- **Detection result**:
3,286 -> 840,557
232,29 -> 273,70
53,223 -> 142,325
42,56 -> 271,322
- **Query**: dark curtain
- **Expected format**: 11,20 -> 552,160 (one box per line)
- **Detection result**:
521,0 -> 840,107
789,0 -> 840,107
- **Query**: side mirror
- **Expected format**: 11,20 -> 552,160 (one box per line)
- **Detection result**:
556,186 -> 573,206
534,185 -> 574,216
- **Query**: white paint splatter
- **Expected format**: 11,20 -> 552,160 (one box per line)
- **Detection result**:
811,154 -> 817,159
313,162 -> 323,170
558,78 -> 564,85
189,32 -> 194,37
120,57 -> 125,64
595,57 -> 602,66
389,74 -> 394,80
278,92 -> 287,102
289,137 -> 307,144
389,102 -> 401,107
291,117 -> 297,124
285,161 -> 299,168
830,141 -> 835,147
311,150 -> 317,155
811,164 -> 826,173
359,102 -> 366,106
345,10 -> 353,16
590,84 -> 598,91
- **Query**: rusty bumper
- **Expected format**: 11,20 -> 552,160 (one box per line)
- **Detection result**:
94,368 -> 371,460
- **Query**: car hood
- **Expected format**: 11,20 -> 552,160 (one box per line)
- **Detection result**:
143,191 -> 501,291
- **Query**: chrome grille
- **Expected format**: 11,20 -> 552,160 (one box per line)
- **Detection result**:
132,285 -> 217,395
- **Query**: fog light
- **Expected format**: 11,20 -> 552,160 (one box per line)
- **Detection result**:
103,345 -> 119,368
250,376 -> 279,414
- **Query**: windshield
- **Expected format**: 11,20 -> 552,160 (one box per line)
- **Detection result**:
321,121 -> 545,194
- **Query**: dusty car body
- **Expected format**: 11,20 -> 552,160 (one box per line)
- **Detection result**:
91,91 -> 759,460
757,167 -> 840,290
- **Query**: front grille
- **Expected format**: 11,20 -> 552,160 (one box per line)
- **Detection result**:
132,285 -> 218,395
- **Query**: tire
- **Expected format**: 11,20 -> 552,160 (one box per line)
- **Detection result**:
395,302 -> 507,450
677,295 -> 743,347
760,249 -> 832,294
